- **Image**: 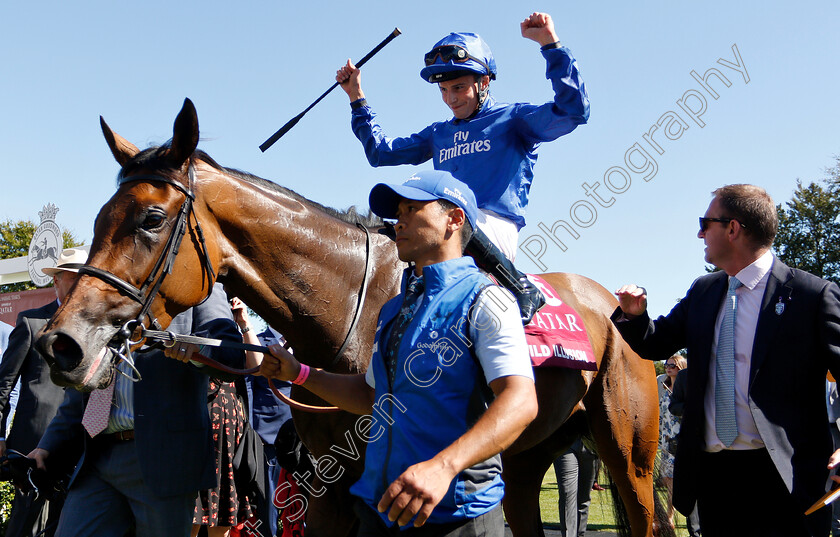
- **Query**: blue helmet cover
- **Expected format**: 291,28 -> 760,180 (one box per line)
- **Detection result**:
420,32 -> 497,83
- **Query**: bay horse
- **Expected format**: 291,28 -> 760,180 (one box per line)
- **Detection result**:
36,99 -> 660,536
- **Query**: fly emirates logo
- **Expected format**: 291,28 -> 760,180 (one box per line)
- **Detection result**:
439,131 -> 491,164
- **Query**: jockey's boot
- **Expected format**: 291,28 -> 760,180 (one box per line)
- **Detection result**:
465,228 -> 545,325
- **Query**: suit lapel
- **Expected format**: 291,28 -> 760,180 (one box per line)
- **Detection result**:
750,258 -> 794,381
27,300 -> 59,344
693,273 -> 728,390
44,300 -> 59,318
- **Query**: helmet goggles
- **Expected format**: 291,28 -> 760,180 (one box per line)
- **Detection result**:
424,45 -> 491,75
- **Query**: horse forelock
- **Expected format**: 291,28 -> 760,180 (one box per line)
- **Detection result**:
116,144 -> 173,179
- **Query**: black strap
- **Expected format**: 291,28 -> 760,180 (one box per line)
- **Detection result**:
78,265 -> 145,303
328,223 -> 372,369
117,173 -> 195,200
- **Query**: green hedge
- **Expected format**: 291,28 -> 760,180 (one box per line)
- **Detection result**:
0,480 -> 13,536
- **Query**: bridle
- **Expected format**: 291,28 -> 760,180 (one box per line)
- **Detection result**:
68,162 -> 372,414
65,163 -> 216,381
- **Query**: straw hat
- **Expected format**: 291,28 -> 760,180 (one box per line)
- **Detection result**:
42,248 -> 88,276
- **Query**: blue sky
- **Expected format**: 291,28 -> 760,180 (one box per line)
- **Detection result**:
1,1 -> 838,318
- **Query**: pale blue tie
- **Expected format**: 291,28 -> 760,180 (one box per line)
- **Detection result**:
715,276 -> 743,447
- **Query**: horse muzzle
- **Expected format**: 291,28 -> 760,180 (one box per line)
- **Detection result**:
36,330 -> 115,391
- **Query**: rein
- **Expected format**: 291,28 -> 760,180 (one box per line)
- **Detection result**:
139,329 -> 340,413
79,163 -> 372,413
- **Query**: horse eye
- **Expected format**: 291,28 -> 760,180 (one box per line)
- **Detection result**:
140,212 -> 166,231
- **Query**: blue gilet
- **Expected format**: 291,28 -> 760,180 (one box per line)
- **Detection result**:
349,257 -> 503,527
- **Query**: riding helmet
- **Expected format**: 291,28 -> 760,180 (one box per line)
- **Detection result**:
420,32 -> 497,83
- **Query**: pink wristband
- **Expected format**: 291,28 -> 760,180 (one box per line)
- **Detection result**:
292,363 -> 310,385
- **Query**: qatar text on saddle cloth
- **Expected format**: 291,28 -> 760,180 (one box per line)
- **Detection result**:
525,274 -> 597,371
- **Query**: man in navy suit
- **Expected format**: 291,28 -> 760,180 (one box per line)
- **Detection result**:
31,283 -> 244,537
0,320 -> 11,355
613,184 -> 840,537
0,320 -> 15,433
0,248 -> 87,537
827,380 -> 840,536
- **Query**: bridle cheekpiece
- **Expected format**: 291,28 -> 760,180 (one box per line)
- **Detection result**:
72,163 -> 216,381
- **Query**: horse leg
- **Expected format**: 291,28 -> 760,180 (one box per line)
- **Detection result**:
502,447 -> 553,537
301,472 -> 360,537
586,340 -> 659,537
504,368 -> 588,537
293,410 -> 366,537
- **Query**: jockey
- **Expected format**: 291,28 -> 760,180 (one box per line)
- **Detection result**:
336,12 -> 590,324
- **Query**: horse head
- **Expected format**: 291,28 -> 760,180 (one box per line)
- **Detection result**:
37,98 -> 222,391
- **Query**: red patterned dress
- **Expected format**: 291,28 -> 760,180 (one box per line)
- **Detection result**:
193,380 -> 255,527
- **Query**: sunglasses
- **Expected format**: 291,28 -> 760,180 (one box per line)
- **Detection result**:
698,217 -> 744,232
424,45 -> 490,73
664,363 -> 678,369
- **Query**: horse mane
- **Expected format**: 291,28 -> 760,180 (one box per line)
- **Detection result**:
118,145 -> 383,227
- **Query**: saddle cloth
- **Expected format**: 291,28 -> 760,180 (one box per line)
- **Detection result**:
524,274 -> 597,371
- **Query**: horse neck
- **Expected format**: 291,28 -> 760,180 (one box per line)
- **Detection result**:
198,166 -> 400,370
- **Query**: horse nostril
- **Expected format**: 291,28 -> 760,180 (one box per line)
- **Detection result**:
48,332 -> 84,372
52,336 -> 71,353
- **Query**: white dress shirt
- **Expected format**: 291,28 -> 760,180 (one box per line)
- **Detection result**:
704,250 -> 774,452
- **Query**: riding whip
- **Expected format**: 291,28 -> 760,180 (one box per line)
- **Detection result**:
259,27 -> 402,152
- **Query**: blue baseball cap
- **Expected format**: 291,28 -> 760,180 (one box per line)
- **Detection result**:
369,170 -> 479,229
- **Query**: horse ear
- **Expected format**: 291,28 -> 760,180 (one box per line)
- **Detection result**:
100,116 -> 140,166
168,98 -> 199,167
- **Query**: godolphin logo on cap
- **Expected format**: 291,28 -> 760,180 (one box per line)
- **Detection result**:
405,175 -> 422,183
